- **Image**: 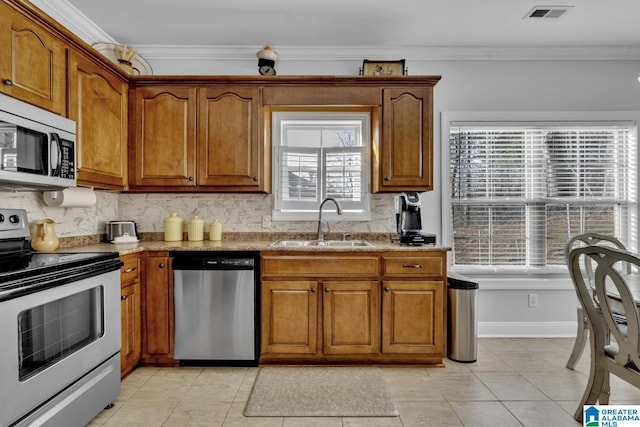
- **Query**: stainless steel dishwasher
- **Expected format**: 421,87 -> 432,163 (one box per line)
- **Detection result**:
171,251 -> 259,365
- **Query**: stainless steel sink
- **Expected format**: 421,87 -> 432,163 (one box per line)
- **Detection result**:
270,239 -> 374,247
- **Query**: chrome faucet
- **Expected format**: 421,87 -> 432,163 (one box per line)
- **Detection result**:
317,197 -> 343,241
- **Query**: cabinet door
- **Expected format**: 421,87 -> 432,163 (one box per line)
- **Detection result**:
142,254 -> 173,359
0,4 -> 66,115
198,86 -> 264,190
68,51 -> 128,189
375,87 -> 433,192
323,281 -> 379,355
261,280 -> 318,354
120,281 -> 141,377
131,86 -> 197,187
381,280 -> 444,354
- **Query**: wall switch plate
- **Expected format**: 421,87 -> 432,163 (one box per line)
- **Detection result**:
528,293 -> 538,308
262,215 -> 271,229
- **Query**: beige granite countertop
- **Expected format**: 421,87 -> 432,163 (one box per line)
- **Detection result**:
58,232 -> 450,255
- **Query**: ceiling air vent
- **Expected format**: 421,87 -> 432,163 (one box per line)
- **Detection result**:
524,5 -> 574,19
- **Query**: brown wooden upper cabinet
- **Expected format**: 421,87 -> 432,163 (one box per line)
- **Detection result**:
68,50 -> 128,190
0,2 -> 66,115
129,86 -> 198,188
129,85 -> 266,192
373,87 -> 435,192
198,87 -> 265,190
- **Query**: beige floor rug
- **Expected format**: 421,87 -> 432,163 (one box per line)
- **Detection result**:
244,366 -> 399,417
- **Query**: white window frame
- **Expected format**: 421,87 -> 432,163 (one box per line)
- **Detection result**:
441,111 -> 640,277
272,110 -> 371,221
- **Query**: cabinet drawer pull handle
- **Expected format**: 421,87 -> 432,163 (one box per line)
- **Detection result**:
324,288 -> 330,293
402,264 -> 423,269
3,79 -> 13,86
384,287 -> 391,292
310,287 -> 317,293
159,263 -> 165,268
123,267 -> 137,273
121,295 -> 128,300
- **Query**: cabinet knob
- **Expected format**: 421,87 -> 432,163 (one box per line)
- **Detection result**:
384,287 -> 391,292
121,295 -> 128,300
310,287 -> 317,293
158,263 -> 165,268
324,288 -> 330,293
187,176 -> 194,181
384,176 -> 391,181
252,176 -> 257,181
2,79 -> 13,86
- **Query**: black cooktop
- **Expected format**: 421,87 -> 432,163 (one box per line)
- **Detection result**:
0,252 -> 121,302
0,251 -> 119,279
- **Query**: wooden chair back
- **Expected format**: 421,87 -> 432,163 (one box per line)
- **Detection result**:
568,244 -> 640,420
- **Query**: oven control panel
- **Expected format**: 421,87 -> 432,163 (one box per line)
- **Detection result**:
0,208 -> 29,238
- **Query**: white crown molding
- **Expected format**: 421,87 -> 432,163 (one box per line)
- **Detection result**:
133,44 -> 640,62
30,0 -> 117,45
30,0 -> 640,61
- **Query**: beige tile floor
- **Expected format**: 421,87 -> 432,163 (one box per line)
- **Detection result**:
88,338 -> 640,426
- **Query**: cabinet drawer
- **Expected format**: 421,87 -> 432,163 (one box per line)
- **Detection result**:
383,255 -> 444,277
262,255 -> 379,277
120,254 -> 140,285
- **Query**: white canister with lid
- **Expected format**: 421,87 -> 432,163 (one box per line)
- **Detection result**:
163,213 -> 184,241
209,220 -> 222,241
187,215 -> 204,241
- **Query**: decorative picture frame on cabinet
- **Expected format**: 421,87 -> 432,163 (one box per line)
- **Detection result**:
360,59 -> 406,76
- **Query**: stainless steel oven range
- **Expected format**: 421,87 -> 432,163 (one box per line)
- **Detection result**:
0,208 -> 122,427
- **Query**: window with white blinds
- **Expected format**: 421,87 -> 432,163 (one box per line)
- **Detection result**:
449,121 -> 637,270
272,111 -> 371,220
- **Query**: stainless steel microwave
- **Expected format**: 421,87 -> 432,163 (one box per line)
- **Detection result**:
0,93 -> 76,190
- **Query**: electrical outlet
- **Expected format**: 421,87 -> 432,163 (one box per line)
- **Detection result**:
262,215 -> 271,229
528,293 -> 538,308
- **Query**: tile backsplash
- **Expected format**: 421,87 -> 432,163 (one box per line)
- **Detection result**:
1,190 -> 397,237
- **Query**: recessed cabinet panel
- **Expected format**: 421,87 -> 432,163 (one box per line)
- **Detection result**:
323,281 -> 379,355
131,87 -> 197,187
68,51 -> 128,189
198,87 -> 262,188
376,87 -> 434,192
261,280 -> 318,354
382,280 -> 444,354
0,5 -> 65,115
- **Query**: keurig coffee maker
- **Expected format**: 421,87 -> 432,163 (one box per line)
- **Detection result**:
395,192 -> 436,245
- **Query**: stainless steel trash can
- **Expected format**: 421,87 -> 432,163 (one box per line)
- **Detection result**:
447,273 -> 479,362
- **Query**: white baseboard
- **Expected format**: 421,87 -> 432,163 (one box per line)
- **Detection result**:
478,321 -> 577,338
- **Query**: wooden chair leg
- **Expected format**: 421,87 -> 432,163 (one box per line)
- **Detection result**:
566,306 -> 589,369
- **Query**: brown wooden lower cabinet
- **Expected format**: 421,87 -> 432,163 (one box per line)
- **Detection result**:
323,280 -> 380,355
141,251 -> 177,365
120,253 -> 142,377
260,251 -> 447,365
381,280 -> 445,355
261,280 -> 318,355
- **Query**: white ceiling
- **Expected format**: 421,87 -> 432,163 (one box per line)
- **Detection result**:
32,0 -> 640,60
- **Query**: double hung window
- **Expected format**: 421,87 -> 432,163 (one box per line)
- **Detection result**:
272,111 -> 371,221
446,115 -> 637,272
